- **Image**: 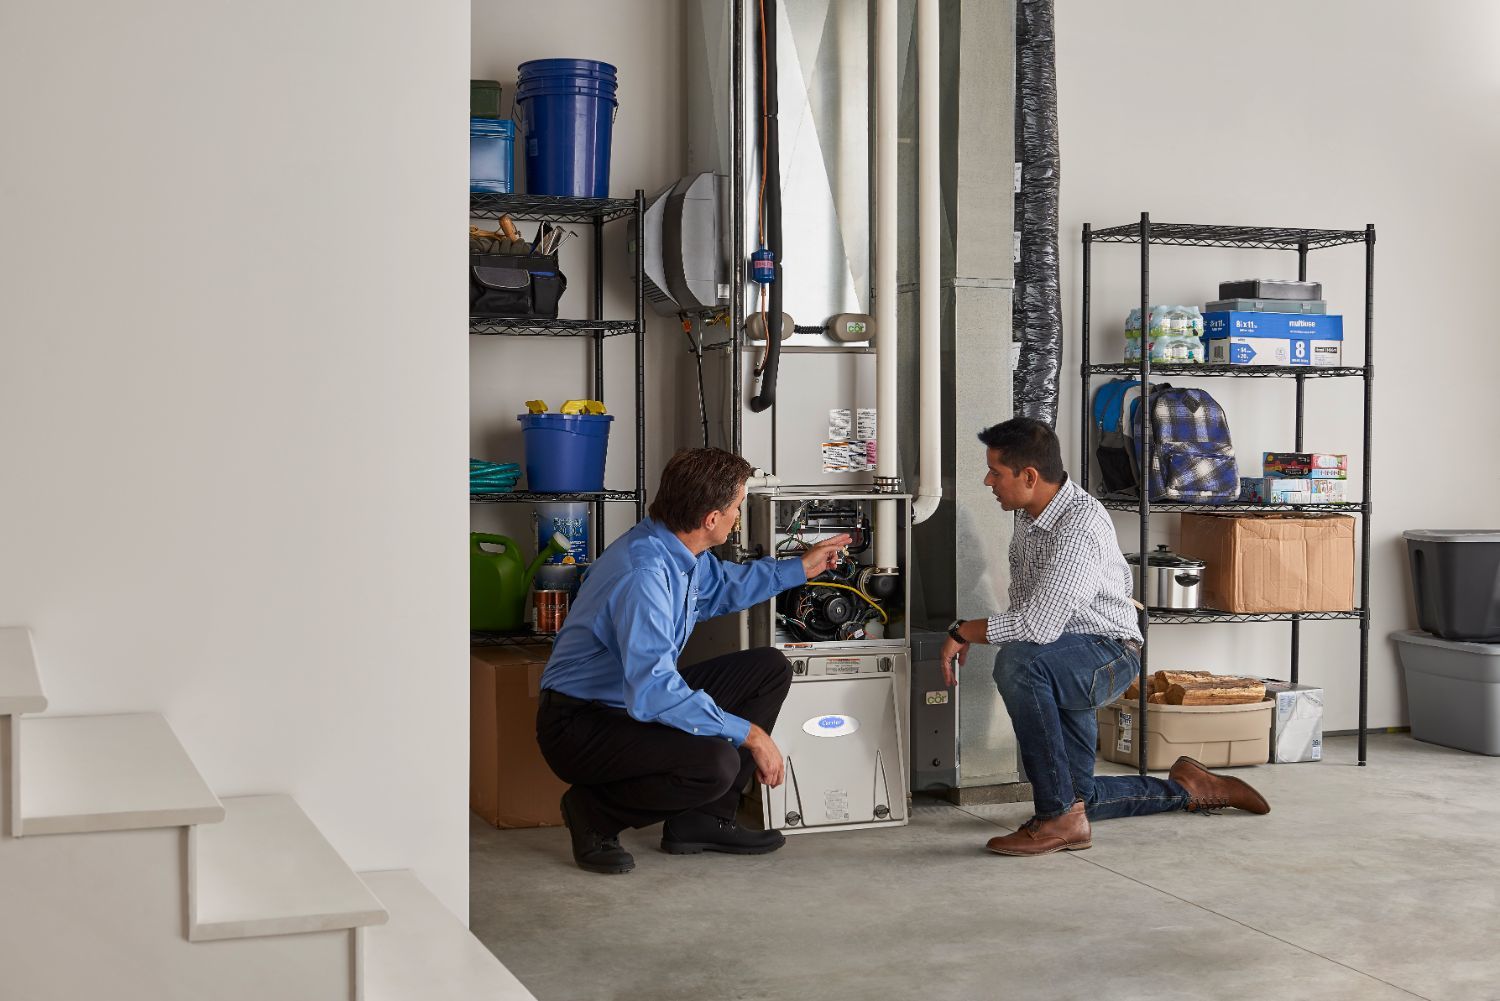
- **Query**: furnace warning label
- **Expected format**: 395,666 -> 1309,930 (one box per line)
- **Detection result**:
825,658 -> 861,676
824,789 -> 850,823
856,408 -> 877,439
828,409 -> 852,441
821,442 -> 851,472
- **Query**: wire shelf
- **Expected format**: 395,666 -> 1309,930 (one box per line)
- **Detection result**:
471,490 -> 641,504
471,629 -> 557,648
1088,223 -> 1368,250
1098,496 -> 1366,515
469,193 -> 637,224
1088,363 -> 1365,380
470,317 -> 637,337
1148,609 -> 1366,625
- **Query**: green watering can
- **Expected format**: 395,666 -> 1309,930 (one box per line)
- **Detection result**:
471,531 -> 571,630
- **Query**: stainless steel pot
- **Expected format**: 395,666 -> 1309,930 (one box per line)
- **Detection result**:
1125,544 -> 1206,611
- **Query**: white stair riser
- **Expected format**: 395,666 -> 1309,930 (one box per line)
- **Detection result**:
0,825 -> 357,1001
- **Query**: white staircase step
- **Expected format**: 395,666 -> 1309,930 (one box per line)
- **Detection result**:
0,628 -> 46,716
360,870 -> 536,1001
18,713 -> 224,835
190,794 -> 388,942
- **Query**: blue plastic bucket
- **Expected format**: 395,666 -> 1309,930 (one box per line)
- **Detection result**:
469,117 -> 514,193
515,58 -> 618,197
517,412 -> 614,492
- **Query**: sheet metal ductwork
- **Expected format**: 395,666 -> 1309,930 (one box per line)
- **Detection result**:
1012,0 -> 1062,426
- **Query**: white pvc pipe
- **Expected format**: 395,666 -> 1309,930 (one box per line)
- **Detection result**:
874,0 -> 899,570
912,0 -> 942,525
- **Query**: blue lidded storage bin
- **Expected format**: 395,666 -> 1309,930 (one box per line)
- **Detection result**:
515,58 -> 618,197
470,117 -> 515,194
517,412 -> 614,492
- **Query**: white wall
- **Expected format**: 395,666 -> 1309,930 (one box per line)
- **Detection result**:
470,0 -> 688,552
0,1 -> 471,915
1055,0 -> 1500,730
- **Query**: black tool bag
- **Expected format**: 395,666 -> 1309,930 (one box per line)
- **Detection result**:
470,252 -> 567,319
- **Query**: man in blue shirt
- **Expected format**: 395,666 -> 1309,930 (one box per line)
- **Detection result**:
537,448 -> 849,874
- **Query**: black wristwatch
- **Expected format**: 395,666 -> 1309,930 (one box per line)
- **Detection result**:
947,619 -> 968,644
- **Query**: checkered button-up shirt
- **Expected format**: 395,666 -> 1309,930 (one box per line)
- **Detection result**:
984,475 -> 1143,647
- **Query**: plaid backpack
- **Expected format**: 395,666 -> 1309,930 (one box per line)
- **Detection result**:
1133,386 -> 1240,502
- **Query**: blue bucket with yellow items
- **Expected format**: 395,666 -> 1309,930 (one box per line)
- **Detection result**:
517,399 -> 612,493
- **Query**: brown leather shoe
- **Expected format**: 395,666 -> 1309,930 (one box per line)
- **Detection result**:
1169,756 -> 1271,815
986,801 -> 1091,856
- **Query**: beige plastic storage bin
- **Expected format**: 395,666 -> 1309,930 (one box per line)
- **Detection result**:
1097,698 -> 1272,770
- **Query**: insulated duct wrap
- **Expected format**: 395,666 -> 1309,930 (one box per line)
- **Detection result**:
1012,0 -> 1061,426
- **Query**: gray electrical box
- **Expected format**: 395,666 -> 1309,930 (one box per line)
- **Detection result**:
910,630 -> 959,792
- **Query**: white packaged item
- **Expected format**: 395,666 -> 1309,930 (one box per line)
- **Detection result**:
1264,681 -> 1324,763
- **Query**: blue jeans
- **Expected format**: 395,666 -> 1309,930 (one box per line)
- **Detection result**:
993,634 -> 1188,821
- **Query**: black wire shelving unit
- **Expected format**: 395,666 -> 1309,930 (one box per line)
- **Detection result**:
1089,362 -> 1365,380
470,489 -> 638,505
469,193 -> 637,225
1080,214 -> 1375,771
1097,496 -> 1367,515
468,192 -> 648,538
469,318 -> 636,338
1148,610 -> 1366,626
470,628 -> 558,648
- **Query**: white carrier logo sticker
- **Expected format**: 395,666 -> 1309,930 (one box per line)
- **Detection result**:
803,714 -> 860,737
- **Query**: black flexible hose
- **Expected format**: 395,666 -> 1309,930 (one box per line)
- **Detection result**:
750,0 -> 781,413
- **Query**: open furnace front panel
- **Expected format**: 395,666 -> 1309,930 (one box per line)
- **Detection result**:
748,491 -> 909,652
747,489 -> 911,834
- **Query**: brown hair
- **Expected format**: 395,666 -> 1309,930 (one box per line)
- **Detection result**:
648,448 -> 754,533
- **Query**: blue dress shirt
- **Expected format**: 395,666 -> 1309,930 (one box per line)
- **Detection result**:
539,517 -> 806,746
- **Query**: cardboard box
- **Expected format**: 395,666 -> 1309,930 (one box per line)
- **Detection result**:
1178,514 -> 1356,613
1097,699 -> 1272,770
1263,451 -> 1347,478
1263,681 -> 1324,763
1205,310 -> 1343,340
1204,311 -> 1343,367
471,643 -> 568,829
1239,477 -> 1348,505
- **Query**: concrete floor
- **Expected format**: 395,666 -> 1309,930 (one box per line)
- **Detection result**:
470,734 -> 1500,1001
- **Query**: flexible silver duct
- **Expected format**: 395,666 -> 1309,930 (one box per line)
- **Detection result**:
1012,0 -> 1062,426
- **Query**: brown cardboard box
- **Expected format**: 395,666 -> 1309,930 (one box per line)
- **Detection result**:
1178,513 -> 1354,613
1097,699 -> 1272,770
471,643 -> 567,829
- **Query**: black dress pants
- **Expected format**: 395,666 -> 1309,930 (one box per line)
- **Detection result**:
535,647 -> 794,836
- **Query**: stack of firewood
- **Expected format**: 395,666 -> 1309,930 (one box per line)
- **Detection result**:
1124,670 -> 1266,706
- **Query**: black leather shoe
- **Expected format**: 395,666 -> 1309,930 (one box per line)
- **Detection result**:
559,789 -> 635,874
661,811 -> 787,855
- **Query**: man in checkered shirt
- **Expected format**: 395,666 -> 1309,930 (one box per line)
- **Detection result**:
941,418 -> 1270,856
